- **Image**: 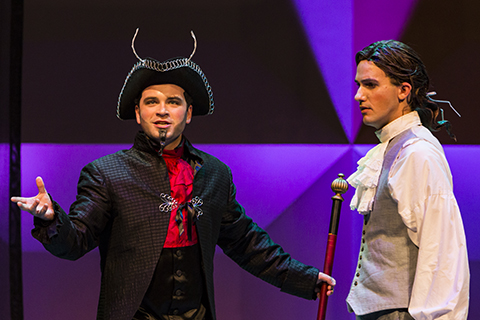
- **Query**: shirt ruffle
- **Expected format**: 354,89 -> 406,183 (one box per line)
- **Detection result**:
347,111 -> 422,215
347,143 -> 388,215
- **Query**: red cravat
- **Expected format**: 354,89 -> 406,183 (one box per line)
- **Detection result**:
162,146 -> 198,248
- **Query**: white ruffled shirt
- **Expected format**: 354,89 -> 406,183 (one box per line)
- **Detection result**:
347,111 -> 470,319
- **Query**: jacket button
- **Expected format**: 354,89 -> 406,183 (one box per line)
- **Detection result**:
176,270 -> 183,277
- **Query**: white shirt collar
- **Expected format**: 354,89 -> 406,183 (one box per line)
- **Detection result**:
347,111 -> 422,215
375,110 -> 422,143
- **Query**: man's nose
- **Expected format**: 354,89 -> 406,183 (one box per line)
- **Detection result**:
156,102 -> 168,115
354,87 -> 365,102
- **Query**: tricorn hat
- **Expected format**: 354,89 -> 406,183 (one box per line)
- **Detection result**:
117,30 -> 214,120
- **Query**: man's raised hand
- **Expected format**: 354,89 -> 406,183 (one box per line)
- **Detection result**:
11,176 -> 54,220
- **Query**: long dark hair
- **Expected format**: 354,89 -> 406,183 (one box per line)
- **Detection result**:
356,40 -> 439,131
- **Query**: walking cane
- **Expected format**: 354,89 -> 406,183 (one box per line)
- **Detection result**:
316,173 -> 348,320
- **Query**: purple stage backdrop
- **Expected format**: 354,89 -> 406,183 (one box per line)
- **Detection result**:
19,143 -> 479,320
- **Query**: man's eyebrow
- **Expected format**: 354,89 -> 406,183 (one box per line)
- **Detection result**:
166,95 -> 184,101
356,78 -> 379,84
143,96 -> 158,101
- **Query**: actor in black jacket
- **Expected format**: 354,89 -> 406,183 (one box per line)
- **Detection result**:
11,32 -> 335,320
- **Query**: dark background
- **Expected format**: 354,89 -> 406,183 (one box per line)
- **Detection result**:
22,0 -> 346,144
355,0 -> 480,143
21,0 -> 480,145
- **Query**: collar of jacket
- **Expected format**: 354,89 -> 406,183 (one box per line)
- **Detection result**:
133,131 -> 204,164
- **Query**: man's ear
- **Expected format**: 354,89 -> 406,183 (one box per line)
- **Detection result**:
398,82 -> 412,102
135,105 -> 141,125
186,105 -> 193,124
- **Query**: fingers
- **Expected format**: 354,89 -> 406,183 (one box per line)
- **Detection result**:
326,285 -> 334,296
316,288 -> 334,298
10,177 -> 53,220
11,176 -> 47,204
11,196 -> 25,203
318,272 -> 336,286
316,285 -> 334,298
316,272 -> 336,297
36,176 -> 47,194
34,201 -> 49,215
19,198 -> 54,220
22,197 -> 40,214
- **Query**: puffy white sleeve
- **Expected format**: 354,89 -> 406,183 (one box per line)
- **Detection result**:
389,138 -> 469,320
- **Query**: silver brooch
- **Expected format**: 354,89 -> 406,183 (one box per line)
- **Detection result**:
158,193 -> 204,219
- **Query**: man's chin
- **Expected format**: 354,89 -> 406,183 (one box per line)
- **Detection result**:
143,132 -> 167,144
362,118 -> 380,130
164,135 -> 183,150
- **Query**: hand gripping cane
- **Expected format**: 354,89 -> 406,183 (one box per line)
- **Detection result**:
316,173 -> 348,320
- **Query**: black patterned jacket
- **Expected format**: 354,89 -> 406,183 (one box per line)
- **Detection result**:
32,132 -> 319,320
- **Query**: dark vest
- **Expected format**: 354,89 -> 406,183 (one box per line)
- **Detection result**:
141,244 -> 206,319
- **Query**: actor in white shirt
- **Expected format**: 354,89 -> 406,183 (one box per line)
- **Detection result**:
346,40 -> 469,320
